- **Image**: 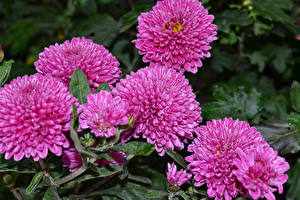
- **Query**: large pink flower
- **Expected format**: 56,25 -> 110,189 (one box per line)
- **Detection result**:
112,66 -> 202,156
0,74 -> 78,161
185,118 -> 265,200
133,0 -> 217,73
167,162 -> 192,187
79,91 -> 129,138
233,146 -> 289,200
35,37 -> 121,91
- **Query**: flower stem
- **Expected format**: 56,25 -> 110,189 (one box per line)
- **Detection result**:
9,187 -> 23,200
55,165 -> 87,186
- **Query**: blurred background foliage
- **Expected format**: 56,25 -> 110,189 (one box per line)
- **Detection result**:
0,0 -> 300,199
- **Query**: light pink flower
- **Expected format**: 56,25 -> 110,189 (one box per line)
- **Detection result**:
112,66 -> 202,156
185,118 -> 265,200
62,148 -> 126,172
133,0 -> 217,73
167,162 -> 192,186
35,37 -> 121,91
233,146 -> 289,200
0,74 -> 78,161
79,91 -> 129,138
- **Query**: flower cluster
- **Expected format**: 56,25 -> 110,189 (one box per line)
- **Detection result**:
186,118 -> 289,200
133,0 -> 217,73
112,66 -> 202,156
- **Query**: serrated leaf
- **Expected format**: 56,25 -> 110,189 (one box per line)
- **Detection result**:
215,10 -> 253,30
166,149 -> 187,169
26,172 -> 44,194
113,141 -> 155,156
119,10 -> 139,33
95,82 -> 110,93
69,69 -> 92,104
291,81 -> 300,112
202,84 -> 262,121
0,60 -> 14,86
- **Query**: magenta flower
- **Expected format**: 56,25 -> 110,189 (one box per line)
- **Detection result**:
35,37 -> 121,91
0,74 -> 78,161
233,146 -> 289,200
79,91 -> 129,138
133,0 -> 217,73
185,118 -> 265,200
62,148 -> 126,172
112,66 -> 202,156
62,147 -> 83,172
167,162 -> 192,187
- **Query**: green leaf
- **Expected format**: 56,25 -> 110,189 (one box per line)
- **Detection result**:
287,163 -> 300,200
43,186 -> 58,200
215,10 -> 253,30
69,69 -> 92,104
166,149 -> 187,169
271,45 -> 292,73
26,172 -> 44,194
288,112 -> 300,130
202,84 -> 262,121
211,47 -> 236,72
119,10 -> 139,33
249,51 -> 268,72
113,141 -> 155,156
176,190 -> 189,200
291,81 -> 300,112
71,165 -> 123,184
128,174 -> 152,185
95,82 -> 110,93
0,60 -> 14,86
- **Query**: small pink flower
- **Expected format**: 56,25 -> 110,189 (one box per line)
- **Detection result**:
112,66 -> 202,156
62,147 -> 83,172
296,34 -> 300,40
79,91 -> 129,138
0,74 -> 78,161
62,148 -> 126,172
167,162 -> 192,187
35,37 -> 121,91
186,118 -> 266,200
233,146 -> 289,200
133,0 -> 217,73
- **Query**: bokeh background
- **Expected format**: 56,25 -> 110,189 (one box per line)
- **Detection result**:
0,0 -> 300,199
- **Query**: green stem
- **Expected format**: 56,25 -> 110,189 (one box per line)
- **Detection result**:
55,165 -> 87,186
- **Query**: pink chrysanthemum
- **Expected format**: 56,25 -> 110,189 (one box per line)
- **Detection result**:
0,74 -> 78,161
112,66 -> 202,156
167,162 -> 192,187
185,118 -> 266,200
133,0 -> 217,73
79,91 -> 129,138
62,148 -> 126,172
35,37 -> 121,91
233,146 -> 289,200
62,147 -> 83,172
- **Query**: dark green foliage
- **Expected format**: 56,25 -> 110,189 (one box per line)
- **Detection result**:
0,0 -> 299,199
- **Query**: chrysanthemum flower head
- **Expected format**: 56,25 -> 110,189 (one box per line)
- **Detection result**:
35,37 -> 121,91
112,66 -> 202,156
167,162 -> 192,187
133,0 -> 217,73
185,118 -> 265,200
233,146 -> 289,200
79,91 -> 129,138
0,74 -> 78,162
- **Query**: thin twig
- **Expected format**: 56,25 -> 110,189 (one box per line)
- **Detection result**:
9,187 -> 23,200
55,165 -> 87,186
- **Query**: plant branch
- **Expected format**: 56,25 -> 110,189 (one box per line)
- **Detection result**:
9,187 -> 23,200
55,165 -> 87,186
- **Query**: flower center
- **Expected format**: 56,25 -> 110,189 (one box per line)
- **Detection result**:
163,20 -> 183,33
